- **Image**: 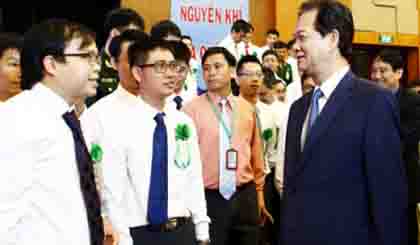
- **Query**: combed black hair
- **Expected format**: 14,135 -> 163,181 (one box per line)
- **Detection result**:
104,8 -> 145,36
201,46 -> 236,67
299,0 -> 354,59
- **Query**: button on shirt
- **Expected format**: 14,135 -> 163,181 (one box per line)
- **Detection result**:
81,88 -> 210,245
0,83 -> 90,245
183,92 -> 265,192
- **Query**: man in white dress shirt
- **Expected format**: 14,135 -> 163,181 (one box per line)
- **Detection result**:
82,39 -> 210,245
258,29 -> 280,61
219,19 -> 251,61
0,19 -> 104,245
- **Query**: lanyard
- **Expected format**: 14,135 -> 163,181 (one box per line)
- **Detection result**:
206,94 -> 236,142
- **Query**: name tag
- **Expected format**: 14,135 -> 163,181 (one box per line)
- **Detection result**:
226,148 -> 238,170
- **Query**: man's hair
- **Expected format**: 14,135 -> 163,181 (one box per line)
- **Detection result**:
262,49 -> 280,61
104,8 -> 145,36
262,67 -> 276,89
287,39 -> 296,49
231,19 -> 251,33
299,0 -> 354,59
201,46 -> 236,67
375,48 -> 404,71
150,20 -> 181,40
128,39 -> 173,68
236,55 -> 263,74
0,32 -> 22,59
167,41 -> 191,64
272,41 -> 288,49
181,35 -> 192,42
21,19 -> 95,90
266,29 -> 279,37
109,29 -> 149,62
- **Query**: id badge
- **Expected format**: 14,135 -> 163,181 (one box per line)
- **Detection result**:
226,148 -> 238,170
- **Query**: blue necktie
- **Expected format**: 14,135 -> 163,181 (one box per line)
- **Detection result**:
218,99 -> 236,199
173,95 -> 183,110
147,112 -> 168,225
308,88 -> 323,130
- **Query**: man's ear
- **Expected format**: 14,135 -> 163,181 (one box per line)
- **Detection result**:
131,65 -> 143,85
110,28 -> 121,39
42,55 -> 57,77
328,29 -> 340,51
395,68 -> 404,81
232,67 -> 239,85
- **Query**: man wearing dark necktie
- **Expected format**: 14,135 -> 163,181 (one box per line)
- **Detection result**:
82,39 -> 210,245
280,1 -> 407,245
166,41 -> 196,111
0,19 -> 105,245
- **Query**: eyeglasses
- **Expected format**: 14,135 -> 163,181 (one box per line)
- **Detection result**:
63,52 -> 100,64
238,72 -> 264,80
136,61 -> 179,74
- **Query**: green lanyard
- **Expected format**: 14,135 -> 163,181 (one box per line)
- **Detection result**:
206,94 -> 236,143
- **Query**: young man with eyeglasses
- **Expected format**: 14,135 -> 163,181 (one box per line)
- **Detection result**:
83,39 -> 210,245
236,55 -> 280,245
0,19 -> 105,245
183,47 -> 269,245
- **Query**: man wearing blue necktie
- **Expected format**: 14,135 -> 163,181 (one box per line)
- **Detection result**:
280,1 -> 408,245
82,39 -> 210,245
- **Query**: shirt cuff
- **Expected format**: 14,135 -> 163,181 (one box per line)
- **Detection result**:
194,221 -> 210,241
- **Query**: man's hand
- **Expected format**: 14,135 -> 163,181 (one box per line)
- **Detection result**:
197,239 -> 211,245
103,217 -> 120,245
257,191 -> 274,225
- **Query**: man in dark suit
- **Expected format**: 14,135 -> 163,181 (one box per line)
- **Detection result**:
371,48 -> 420,245
279,1 -> 408,245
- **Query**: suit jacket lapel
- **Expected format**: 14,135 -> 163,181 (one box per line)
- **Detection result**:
303,72 -> 355,158
286,92 -> 312,179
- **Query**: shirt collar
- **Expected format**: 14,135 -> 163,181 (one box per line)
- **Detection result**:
138,96 -> 165,119
318,66 -> 350,100
114,84 -> 139,104
33,83 -> 72,116
206,91 -> 235,109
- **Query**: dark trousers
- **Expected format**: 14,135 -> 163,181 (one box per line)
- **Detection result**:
408,204 -> 419,245
259,171 -> 281,245
206,182 -> 259,245
130,219 -> 196,245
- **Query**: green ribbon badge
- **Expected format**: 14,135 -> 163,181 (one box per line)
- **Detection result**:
90,143 -> 103,163
262,128 -> 273,142
175,124 -> 192,169
175,124 -> 191,141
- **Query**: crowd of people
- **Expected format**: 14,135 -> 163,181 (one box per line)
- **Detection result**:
0,0 -> 419,245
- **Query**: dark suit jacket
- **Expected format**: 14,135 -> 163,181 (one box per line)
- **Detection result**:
279,72 -> 408,245
398,88 -> 420,204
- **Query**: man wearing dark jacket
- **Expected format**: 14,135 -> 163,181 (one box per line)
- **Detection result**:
371,48 -> 420,245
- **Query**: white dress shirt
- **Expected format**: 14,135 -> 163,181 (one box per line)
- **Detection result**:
0,83 -> 90,245
256,102 -> 279,174
300,66 -> 350,149
270,101 -> 290,194
81,86 -> 210,245
166,86 -> 197,112
285,57 -> 303,106
258,45 -> 270,61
